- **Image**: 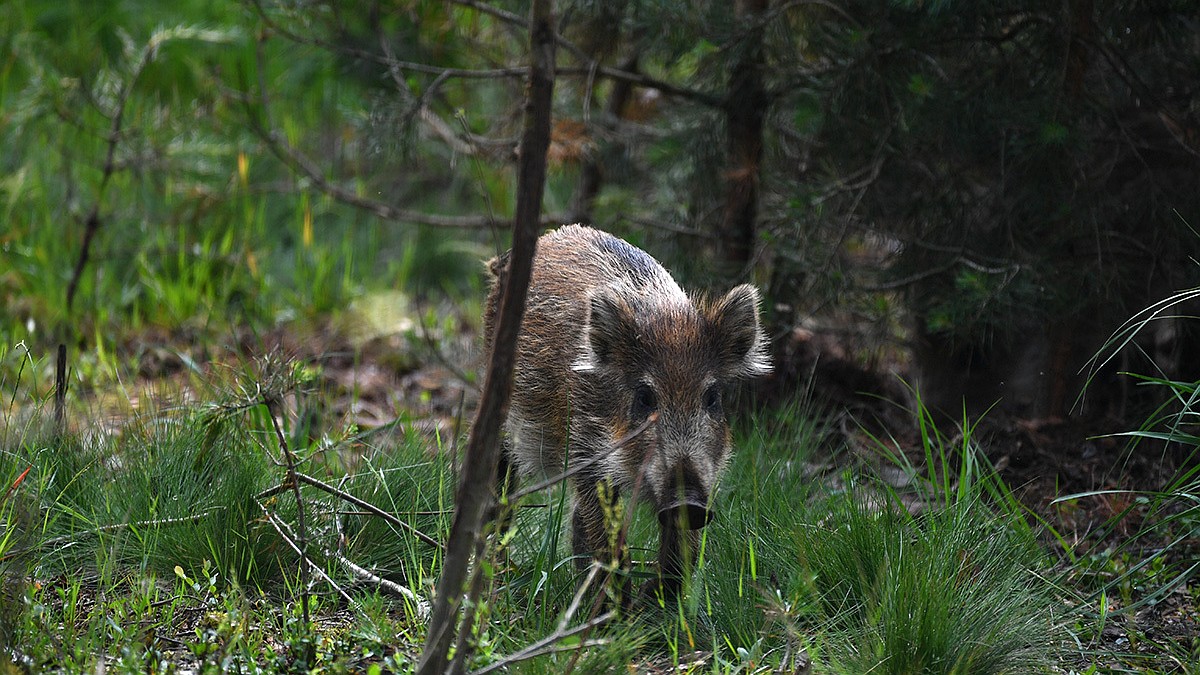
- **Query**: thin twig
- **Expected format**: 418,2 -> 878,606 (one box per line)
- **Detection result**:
241,29 -> 562,230
247,0 -> 720,106
564,567 -> 613,673
469,611 -> 615,675
265,395 -> 312,626
330,550 -> 430,619
619,214 -> 717,240
254,473 -> 442,550
558,562 -> 603,634
451,389 -> 466,466
247,107 -> 564,229
36,510 -> 224,550
257,505 -> 353,605
377,30 -> 517,161
295,472 -> 442,550
414,303 -> 481,392
508,412 -> 657,502
65,41 -> 155,311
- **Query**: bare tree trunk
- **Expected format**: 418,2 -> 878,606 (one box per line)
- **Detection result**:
570,52 -> 640,225
1044,0 -> 1094,418
718,0 -> 768,269
415,1 -> 556,673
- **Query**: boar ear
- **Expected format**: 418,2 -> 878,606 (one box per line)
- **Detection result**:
574,287 -> 632,372
709,284 -> 772,379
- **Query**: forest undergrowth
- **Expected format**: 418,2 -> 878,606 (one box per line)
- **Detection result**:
1,338 -> 1197,674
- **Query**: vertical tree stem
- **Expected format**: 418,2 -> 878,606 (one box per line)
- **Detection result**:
718,0 -> 769,269
415,1 -> 556,672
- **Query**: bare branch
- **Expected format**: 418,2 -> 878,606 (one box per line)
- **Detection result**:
257,505 -> 354,605
576,64 -> 723,107
417,1 -> 557,671
419,107 -> 518,159
466,566 -> 613,675
265,395 -> 312,626
65,43 -> 151,312
470,612 -> 615,675
241,36 -> 561,229
248,112 -> 564,228
249,0 -> 722,107
331,550 -> 430,619
37,510 -> 224,549
294,472 -> 442,550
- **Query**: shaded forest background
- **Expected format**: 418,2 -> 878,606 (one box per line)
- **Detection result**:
3,2 -> 1200,672
2,0 -> 1198,426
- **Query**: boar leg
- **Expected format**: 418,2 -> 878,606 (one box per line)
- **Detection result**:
571,477 -> 617,568
573,477 -> 637,606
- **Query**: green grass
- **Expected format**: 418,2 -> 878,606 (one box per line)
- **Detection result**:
1,362 -> 1075,673
0,354 -> 450,671
795,494 -> 1055,674
6,325 -> 1193,672
0,1 -> 495,394
692,397 -> 1060,674
5,349 -> 1196,673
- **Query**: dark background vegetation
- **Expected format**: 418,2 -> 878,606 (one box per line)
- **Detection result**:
3,0 -> 1197,421
2,0 -> 1198,672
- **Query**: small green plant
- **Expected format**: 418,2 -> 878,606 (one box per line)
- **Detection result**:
1056,285 -> 1200,670
794,491 -> 1057,674
783,391 -> 1058,674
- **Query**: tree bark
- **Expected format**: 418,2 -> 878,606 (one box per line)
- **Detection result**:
1044,0 -> 1094,418
570,52 -> 640,225
718,0 -> 768,269
415,1 -> 556,673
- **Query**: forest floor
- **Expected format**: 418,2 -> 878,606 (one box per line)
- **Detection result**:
778,328 -> 1200,671
25,315 -> 1200,672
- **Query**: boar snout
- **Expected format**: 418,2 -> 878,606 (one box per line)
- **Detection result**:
657,476 -> 713,530
657,500 -> 713,530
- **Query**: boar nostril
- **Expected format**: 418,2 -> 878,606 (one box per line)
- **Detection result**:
658,501 -> 714,530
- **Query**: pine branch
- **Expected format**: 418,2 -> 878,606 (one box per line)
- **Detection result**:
242,52 -> 565,229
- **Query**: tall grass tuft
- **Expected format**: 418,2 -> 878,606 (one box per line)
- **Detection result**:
796,491 -> 1057,674
5,408 -> 281,586
1056,285 -> 1200,664
693,393 -> 1060,673
697,394 -> 829,649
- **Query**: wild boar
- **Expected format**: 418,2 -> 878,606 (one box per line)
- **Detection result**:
484,224 -> 771,595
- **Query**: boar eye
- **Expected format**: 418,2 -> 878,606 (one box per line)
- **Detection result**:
703,385 -> 723,416
631,384 -> 658,419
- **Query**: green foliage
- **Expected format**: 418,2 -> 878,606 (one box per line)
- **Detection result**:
760,1 -> 1199,404
796,494 -> 1056,674
0,0 -> 493,388
1053,288 -> 1200,669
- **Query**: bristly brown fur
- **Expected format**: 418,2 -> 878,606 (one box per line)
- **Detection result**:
483,224 -> 771,598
